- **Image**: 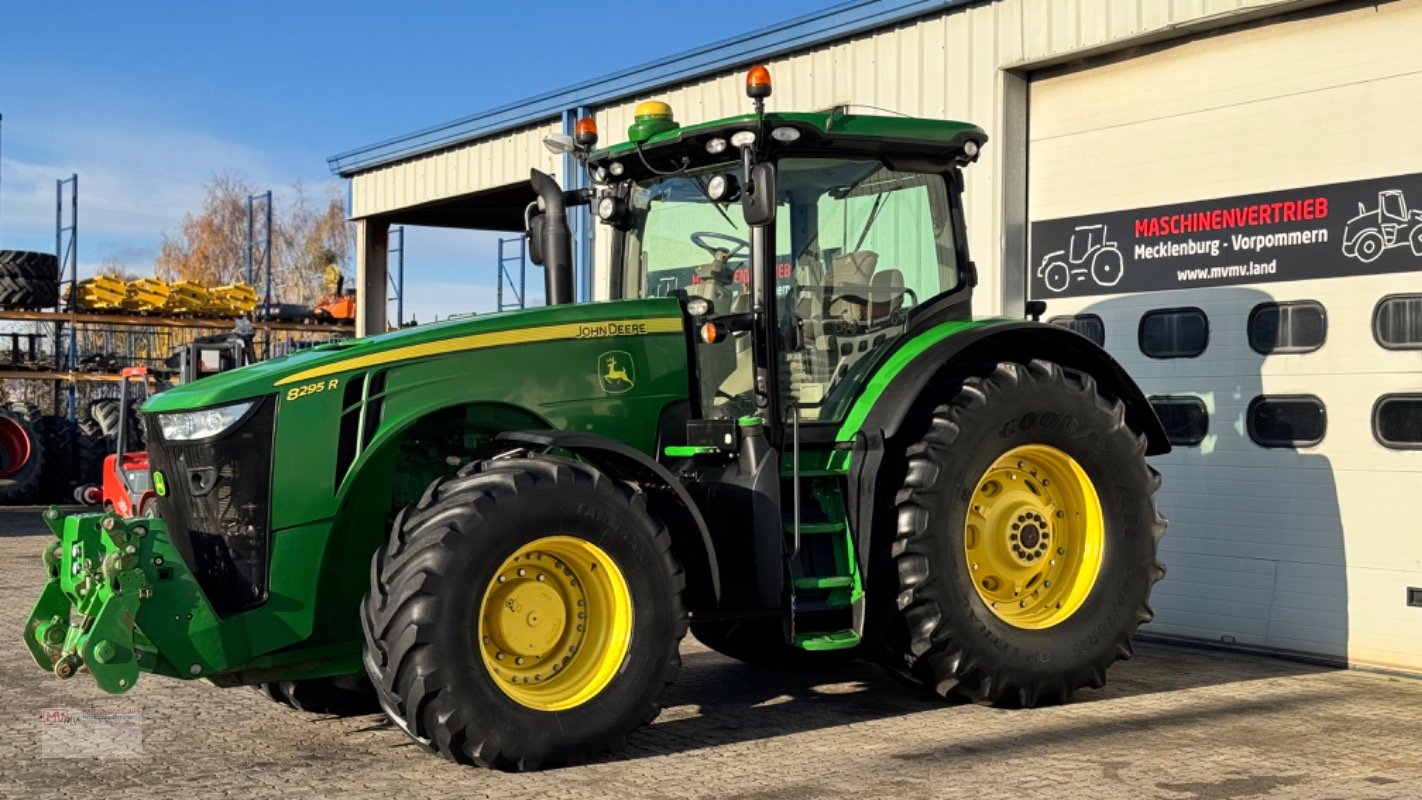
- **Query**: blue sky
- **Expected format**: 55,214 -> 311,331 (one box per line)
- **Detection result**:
0,0 -> 831,322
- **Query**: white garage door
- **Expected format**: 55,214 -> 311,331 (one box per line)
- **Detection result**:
1027,0 -> 1422,671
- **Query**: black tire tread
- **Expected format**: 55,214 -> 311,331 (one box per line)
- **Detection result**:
893,359 -> 1166,707
361,455 -> 687,770
0,251 -> 59,309
35,415 -> 76,502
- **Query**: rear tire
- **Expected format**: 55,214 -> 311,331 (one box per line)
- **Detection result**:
361,455 -> 687,771
893,359 -> 1165,706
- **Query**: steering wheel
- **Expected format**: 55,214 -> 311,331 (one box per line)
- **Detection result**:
690,231 -> 750,260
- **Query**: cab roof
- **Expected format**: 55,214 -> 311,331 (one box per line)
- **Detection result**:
588,110 -> 986,177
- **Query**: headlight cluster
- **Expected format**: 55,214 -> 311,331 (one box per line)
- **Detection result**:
158,400 -> 253,442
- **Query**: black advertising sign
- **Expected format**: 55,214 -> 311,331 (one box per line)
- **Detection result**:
1028,172 -> 1422,299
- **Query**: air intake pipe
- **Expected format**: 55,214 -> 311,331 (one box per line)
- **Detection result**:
528,169 -> 574,306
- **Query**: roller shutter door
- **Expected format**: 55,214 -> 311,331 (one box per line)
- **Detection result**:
1026,0 -> 1422,671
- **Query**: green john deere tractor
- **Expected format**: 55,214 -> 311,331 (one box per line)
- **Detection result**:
24,66 -> 1168,771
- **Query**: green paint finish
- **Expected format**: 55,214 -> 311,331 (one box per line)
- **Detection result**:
23,511 -> 249,693
593,111 -> 985,161
143,298 -> 685,412
834,318 -> 1004,441
152,470 -> 167,497
663,445 -> 720,457
30,296 -> 698,691
627,115 -> 679,142
793,630 -> 861,651
793,576 -> 854,590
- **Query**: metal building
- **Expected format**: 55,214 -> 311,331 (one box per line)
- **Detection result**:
328,0 -> 1422,671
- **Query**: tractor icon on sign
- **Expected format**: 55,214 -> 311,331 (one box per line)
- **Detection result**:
1341,189 -> 1422,264
1037,224 -> 1125,293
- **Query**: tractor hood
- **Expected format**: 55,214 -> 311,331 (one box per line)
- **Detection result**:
143,298 -> 684,413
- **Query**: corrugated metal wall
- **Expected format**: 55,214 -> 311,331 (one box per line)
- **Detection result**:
348,0 -> 1309,312
349,119 -> 564,219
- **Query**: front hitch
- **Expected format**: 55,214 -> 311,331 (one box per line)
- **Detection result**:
24,509 -> 148,692
23,508 -> 244,693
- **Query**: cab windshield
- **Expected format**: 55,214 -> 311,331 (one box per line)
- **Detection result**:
624,158 -> 959,422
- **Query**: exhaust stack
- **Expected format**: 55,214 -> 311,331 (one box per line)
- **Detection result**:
528,169 -> 574,306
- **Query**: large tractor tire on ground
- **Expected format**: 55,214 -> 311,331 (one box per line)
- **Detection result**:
361,455 -> 687,771
690,618 -> 856,668
254,674 -> 381,716
74,417 -> 110,489
893,359 -> 1165,707
0,407 -> 43,503
34,415 -> 76,503
0,251 -> 60,309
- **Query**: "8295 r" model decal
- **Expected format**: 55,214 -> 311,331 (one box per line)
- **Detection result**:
286,379 -> 339,401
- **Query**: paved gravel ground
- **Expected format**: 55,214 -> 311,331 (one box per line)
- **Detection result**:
2,506 -> 1420,799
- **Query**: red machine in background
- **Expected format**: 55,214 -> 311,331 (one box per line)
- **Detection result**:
75,366 -> 154,517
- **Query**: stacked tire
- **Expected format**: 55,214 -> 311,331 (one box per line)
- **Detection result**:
0,405 -> 43,503
0,251 -> 60,309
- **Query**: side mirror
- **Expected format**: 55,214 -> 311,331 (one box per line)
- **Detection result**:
742,162 -> 777,227
526,213 -> 546,266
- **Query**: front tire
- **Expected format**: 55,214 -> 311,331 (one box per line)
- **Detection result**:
361,455 -> 687,770
893,360 -> 1165,706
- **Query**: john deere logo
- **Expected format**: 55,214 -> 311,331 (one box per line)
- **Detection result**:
598,351 -> 635,394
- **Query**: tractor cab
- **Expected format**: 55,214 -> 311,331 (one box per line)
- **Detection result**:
545,72 -> 984,434
529,66 -> 988,647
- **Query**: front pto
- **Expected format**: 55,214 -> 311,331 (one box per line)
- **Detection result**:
23,509 -> 241,693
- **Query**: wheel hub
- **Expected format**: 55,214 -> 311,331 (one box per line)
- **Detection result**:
964,445 -> 1105,629
477,536 -> 632,711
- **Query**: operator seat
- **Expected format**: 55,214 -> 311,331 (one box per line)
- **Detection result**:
784,251 -> 908,412
683,249 -> 735,312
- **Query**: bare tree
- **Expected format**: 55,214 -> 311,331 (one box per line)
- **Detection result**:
155,173 -> 351,303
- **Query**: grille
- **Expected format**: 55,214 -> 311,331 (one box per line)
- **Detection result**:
146,396 -> 276,616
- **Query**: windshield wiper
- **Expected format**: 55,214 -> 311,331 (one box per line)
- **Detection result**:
691,175 -> 740,232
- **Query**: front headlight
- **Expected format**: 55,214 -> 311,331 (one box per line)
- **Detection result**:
158,400 -> 254,442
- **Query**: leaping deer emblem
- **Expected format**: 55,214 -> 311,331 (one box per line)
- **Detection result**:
599,351 -> 635,393
604,356 -> 631,385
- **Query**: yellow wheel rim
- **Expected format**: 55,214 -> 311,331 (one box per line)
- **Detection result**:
964,444 -> 1104,630
477,535 -> 632,711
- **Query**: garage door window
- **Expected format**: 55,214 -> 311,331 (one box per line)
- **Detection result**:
1149,395 -> 1208,446
1247,395 -> 1326,448
1048,314 -> 1105,347
1248,301 -> 1326,354
1139,308 -> 1208,359
1373,395 -> 1422,449
1373,295 -> 1422,349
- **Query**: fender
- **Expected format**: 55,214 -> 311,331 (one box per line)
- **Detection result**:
837,320 -> 1169,617
496,430 -> 721,611
839,319 -> 1170,454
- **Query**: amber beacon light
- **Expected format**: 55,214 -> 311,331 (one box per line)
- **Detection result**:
746,65 -> 772,99
574,116 -> 598,148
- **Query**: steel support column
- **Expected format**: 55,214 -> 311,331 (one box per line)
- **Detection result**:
355,218 -> 389,336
